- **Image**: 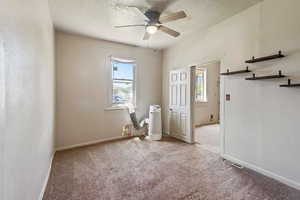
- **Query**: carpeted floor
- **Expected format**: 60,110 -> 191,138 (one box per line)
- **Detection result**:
43,137 -> 300,200
194,124 -> 220,154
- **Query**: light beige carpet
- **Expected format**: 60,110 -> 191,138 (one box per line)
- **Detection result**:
195,124 -> 220,153
43,137 -> 300,200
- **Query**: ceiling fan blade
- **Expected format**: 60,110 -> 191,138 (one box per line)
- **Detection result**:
159,11 -> 187,24
143,32 -> 151,40
127,6 -> 149,18
159,25 -> 180,37
146,0 -> 178,13
114,24 -> 146,28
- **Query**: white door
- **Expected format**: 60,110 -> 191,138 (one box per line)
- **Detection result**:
169,67 -> 194,143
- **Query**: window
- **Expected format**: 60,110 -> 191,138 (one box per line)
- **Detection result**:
110,57 -> 136,107
195,67 -> 207,102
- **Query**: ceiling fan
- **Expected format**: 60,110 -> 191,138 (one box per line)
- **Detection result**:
114,7 -> 187,40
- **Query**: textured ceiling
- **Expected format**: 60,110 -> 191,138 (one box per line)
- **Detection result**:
49,0 -> 262,49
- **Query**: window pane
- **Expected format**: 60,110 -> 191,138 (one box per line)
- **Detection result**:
196,77 -> 204,99
195,68 -> 207,102
112,61 -> 134,80
112,80 -> 133,104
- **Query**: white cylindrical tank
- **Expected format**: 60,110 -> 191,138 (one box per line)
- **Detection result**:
148,105 -> 162,141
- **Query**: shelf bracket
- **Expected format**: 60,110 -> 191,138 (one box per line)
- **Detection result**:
280,79 -> 300,87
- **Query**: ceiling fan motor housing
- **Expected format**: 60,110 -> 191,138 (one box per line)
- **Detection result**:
144,10 -> 161,24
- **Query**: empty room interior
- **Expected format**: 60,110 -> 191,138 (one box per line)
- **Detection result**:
2,0 -> 300,199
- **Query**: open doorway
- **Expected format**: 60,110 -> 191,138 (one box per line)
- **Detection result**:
193,61 -> 220,153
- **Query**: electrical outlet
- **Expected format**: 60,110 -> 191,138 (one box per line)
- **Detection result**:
226,94 -> 230,101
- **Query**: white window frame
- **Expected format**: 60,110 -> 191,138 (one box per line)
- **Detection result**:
195,67 -> 207,103
106,56 -> 137,110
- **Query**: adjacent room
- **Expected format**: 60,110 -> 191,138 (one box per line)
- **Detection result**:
1,0 -> 300,200
194,62 -> 221,153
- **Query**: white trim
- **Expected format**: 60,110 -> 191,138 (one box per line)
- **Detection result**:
222,154 -> 300,191
105,106 -> 128,111
190,66 -> 196,144
188,60 -> 221,73
38,152 -> 55,200
56,136 -> 130,151
220,72 -> 226,155
162,132 -> 171,137
111,56 -> 136,63
195,122 -> 219,127
171,134 -> 193,144
105,106 -> 138,111
0,40 -> 5,200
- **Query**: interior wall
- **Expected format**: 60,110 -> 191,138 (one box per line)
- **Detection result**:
194,62 -> 220,126
0,1 -> 55,200
162,0 -> 300,189
55,31 -> 162,149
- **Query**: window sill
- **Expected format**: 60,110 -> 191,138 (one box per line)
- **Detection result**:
105,106 -> 128,111
195,101 -> 208,104
195,101 -> 209,106
104,105 -> 137,111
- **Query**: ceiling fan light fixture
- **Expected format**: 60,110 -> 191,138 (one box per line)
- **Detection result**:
146,25 -> 158,34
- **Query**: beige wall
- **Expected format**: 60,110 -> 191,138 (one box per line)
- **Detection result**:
0,0 -> 55,200
194,62 -> 220,125
162,0 -> 300,189
55,31 -> 162,149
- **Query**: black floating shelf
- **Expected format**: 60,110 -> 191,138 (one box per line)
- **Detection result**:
245,51 -> 285,63
245,70 -> 285,80
280,79 -> 300,87
220,67 -> 251,75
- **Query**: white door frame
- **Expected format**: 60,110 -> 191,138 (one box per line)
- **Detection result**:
0,39 -> 5,200
190,60 -> 225,155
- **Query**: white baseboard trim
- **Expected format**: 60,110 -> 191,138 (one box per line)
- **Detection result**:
195,122 -> 219,127
39,152 -> 55,200
162,132 -> 171,137
164,132 -> 193,144
55,136 -> 130,151
222,154 -> 300,191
